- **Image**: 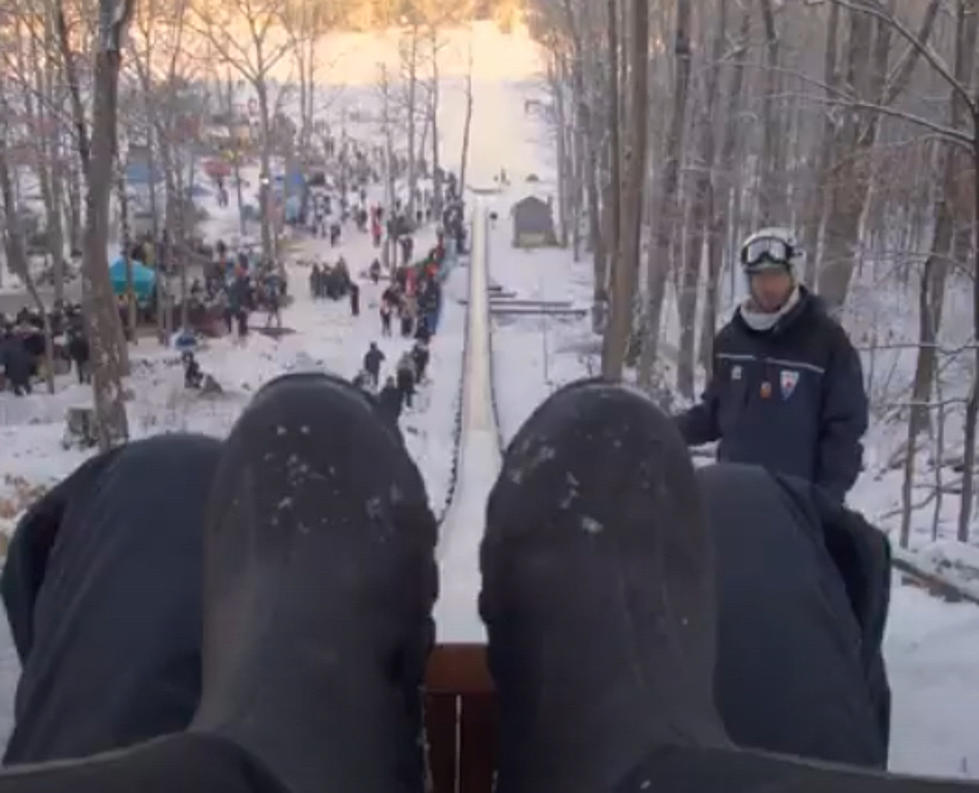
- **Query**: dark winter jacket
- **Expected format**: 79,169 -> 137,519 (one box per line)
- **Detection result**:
1,337 -> 32,384
676,287 -> 867,501
378,384 -> 403,422
67,331 -> 89,364
363,347 -> 385,375
411,346 -> 429,380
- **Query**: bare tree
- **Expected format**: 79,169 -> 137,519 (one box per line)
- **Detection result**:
756,0 -> 783,225
603,0 -> 620,338
56,0 -> 134,449
639,0 -> 693,386
459,34 -> 474,197
699,0 -> 747,375
817,0 -> 939,308
602,0 -> 648,379
191,0 -> 296,265
677,0 -> 728,398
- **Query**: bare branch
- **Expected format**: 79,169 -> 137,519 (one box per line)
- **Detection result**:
832,0 -> 976,114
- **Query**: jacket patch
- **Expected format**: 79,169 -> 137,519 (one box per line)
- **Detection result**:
780,369 -> 800,400
732,365 -> 743,381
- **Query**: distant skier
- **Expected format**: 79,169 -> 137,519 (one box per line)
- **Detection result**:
329,222 -> 341,248
369,259 -> 381,285
363,342 -> 385,388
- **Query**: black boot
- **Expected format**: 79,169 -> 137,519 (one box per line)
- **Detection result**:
190,373 -> 438,793
480,380 -> 729,793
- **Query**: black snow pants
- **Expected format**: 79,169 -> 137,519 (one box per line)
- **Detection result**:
697,464 -> 890,768
2,435 -> 222,765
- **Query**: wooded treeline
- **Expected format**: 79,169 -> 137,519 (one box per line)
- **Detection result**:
527,0 -> 979,544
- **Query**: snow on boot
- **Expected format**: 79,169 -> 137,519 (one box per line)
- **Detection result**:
480,379 -> 729,793
191,373 -> 438,793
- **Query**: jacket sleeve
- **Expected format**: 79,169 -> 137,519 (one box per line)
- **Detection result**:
816,332 -> 868,501
675,363 -> 723,446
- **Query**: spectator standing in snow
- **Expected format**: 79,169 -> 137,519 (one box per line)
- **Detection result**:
411,341 -> 430,383
378,376 -> 403,423
400,236 -> 414,268
329,223 -> 341,248
379,300 -> 393,337
1,331 -> 32,396
67,321 -> 90,385
349,282 -> 360,317
363,342 -> 385,388
400,294 -> 416,338
309,264 -> 322,300
396,352 -> 416,409
369,259 -> 381,285
676,228 -> 868,503
263,277 -> 282,330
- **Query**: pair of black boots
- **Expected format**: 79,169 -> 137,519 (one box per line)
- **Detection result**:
0,375 -> 971,792
189,374 -> 719,793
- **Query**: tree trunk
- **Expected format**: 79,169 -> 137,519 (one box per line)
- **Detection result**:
757,0 -> 782,225
700,0 -> 745,374
959,121 -> 979,543
602,0 -> 649,378
639,0 -> 693,386
115,155 -> 138,345
459,45 -> 474,197
549,56 -> 569,248
679,0 -> 727,398
802,0 -> 840,288
406,22 -> 420,222
256,79 -> 274,264
818,0 -> 938,308
565,53 -> 582,263
604,0 -> 621,335
225,71 -> 246,237
65,155 -> 82,256
430,28 -> 443,219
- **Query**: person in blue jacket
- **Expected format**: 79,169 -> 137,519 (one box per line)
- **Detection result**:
676,227 -> 868,502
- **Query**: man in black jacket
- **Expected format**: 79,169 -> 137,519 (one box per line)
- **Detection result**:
676,227 -> 868,502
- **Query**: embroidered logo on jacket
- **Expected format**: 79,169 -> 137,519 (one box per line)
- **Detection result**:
780,369 -> 800,400
732,365 -> 742,381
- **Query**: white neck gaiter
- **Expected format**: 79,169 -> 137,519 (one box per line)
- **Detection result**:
739,284 -> 801,332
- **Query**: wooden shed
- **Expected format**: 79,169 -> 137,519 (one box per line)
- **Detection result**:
511,195 -> 556,248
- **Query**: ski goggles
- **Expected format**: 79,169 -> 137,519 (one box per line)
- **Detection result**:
741,237 -> 795,270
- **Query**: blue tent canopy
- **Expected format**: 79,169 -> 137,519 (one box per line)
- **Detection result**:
110,257 -> 156,302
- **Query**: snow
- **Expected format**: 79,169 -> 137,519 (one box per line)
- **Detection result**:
886,577 -> 979,777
